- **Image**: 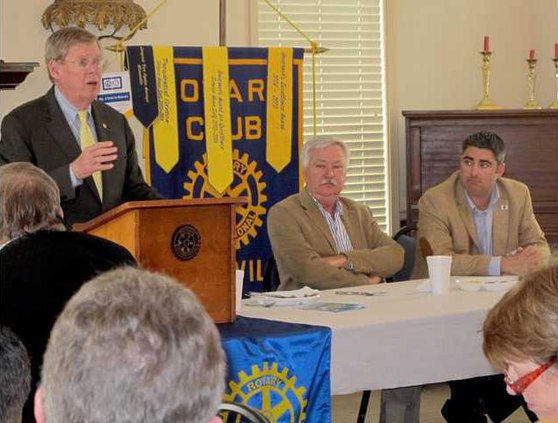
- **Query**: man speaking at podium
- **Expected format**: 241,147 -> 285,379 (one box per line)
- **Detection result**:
0,27 -> 161,228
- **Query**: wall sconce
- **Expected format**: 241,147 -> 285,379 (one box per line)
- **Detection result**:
42,0 -> 147,40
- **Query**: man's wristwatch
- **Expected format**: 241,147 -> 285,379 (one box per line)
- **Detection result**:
343,253 -> 355,272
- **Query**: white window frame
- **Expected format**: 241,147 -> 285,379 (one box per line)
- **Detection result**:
253,0 -> 391,232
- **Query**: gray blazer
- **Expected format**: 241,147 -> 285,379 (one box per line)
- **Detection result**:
268,189 -> 404,290
0,87 -> 161,227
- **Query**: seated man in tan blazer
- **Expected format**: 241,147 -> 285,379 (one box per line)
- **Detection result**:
268,135 -> 403,291
269,136 -> 419,423
414,131 -> 549,423
413,131 -> 549,279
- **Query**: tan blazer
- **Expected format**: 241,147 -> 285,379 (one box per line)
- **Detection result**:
537,414 -> 558,423
267,189 -> 404,290
412,172 -> 549,277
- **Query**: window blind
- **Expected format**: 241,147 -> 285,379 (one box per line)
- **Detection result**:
256,0 -> 390,230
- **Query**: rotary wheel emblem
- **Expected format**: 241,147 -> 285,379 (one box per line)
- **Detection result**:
171,224 -> 201,261
182,150 -> 267,249
222,362 -> 307,423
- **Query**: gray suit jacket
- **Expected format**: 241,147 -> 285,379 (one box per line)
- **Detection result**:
0,87 -> 161,228
412,171 -> 549,277
268,189 -> 404,290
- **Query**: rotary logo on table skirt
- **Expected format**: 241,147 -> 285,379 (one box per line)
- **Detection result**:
222,362 -> 307,422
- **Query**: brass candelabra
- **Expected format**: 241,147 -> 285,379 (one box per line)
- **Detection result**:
474,51 -> 501,110
549,58 -> 558,109
523,58 -> 541,109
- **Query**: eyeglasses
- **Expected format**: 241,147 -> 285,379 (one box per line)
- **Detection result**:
504,356 -> 557,395
61,57 -> 106,70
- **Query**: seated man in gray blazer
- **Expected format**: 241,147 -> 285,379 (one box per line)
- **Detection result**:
413,131 -> 549,422
0,27 -> 161,229
268,135 -> 419,423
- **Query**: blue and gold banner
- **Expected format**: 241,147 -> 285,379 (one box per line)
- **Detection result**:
201,46 -> 234,193
152,46 -> 179,173
127,46 -> 303,293
266,47 -> 293,172
127,46 -> 159,127
219,317 -> 332,422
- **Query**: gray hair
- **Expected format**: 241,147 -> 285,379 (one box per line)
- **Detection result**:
41,267 -> 226,423
0,326 -> 31,423
45,27 -> 99,64
0,162 -> 64,241
301,135 -> 349,169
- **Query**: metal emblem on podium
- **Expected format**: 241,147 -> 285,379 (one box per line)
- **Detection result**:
171,224 -> 201,261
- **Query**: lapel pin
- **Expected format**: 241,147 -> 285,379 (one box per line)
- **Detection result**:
102,123 -> 108,129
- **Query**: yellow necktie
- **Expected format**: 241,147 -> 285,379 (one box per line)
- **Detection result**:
78,110 -> 103,201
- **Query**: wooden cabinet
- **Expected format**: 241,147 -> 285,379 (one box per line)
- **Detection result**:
403,109 -> 558,244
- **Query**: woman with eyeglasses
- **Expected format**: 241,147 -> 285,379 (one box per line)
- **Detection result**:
483,263 -> 558,422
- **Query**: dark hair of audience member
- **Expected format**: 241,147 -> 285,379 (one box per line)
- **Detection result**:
0,326 -> 31,423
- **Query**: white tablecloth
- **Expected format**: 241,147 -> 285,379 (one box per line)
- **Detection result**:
239,278 -> 515,395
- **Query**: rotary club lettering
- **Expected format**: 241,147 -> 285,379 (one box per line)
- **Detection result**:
180,78 -> 264,142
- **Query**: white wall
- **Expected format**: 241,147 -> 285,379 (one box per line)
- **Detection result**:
386,0 -> 558,225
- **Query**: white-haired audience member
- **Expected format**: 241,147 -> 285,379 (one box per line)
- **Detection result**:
0,326 -> 31,423
35,267 -> 226,423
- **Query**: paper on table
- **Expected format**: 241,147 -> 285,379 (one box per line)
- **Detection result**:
416,277 -> 519,293
299,302 -> 365,313
244,295 -> 319,307
249,286 -> 319,299
455,277 -> 518,292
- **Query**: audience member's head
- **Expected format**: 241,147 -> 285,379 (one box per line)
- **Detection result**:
483,262 -> 558,419
36,267 -> 225,423
0,162 -> 64,243
0,326 -> 31,423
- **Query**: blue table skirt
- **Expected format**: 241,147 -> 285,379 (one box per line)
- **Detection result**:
219,316 -> 332,422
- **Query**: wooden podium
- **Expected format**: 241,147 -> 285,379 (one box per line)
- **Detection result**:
74,198 -> 245,323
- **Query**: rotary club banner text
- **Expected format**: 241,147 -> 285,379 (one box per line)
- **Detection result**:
127,46 -> 303,292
